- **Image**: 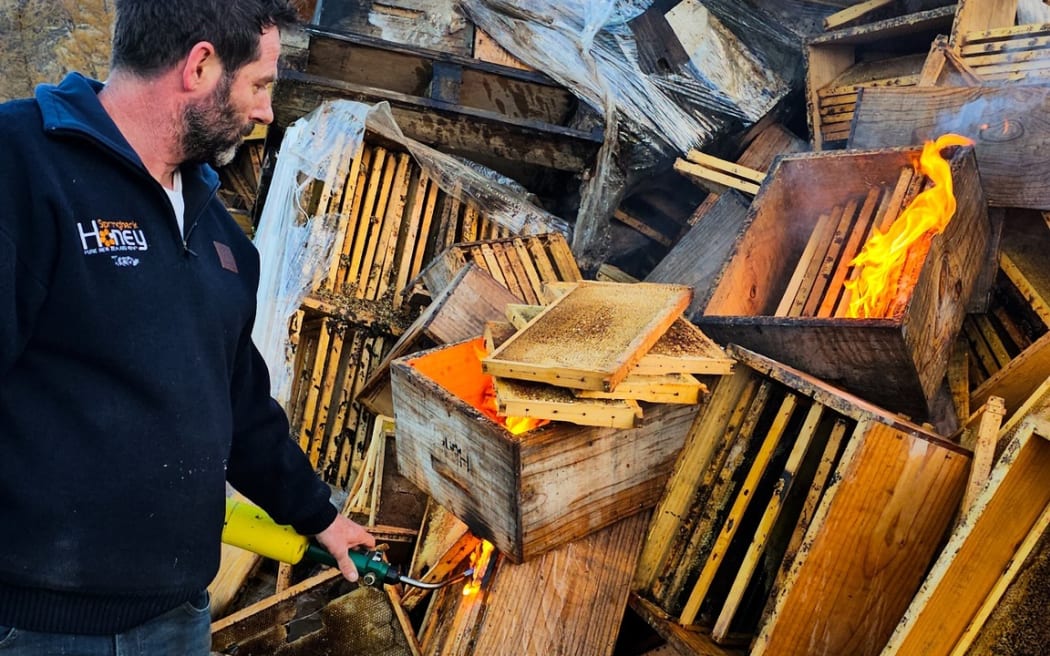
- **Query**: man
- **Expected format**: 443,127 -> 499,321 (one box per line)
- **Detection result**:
0,1 -> 374,652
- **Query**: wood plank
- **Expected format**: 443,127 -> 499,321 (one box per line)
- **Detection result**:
335,145 -> 374,291
483,281 -> 691,392
950,500 -> 1050,656
712,401 -> 826,641
881,413 -> 1050,656
634,318 -> 734,377
431,513 -> 651,656
504,303 -> 543,330
824,0 -> 895,30
211,568 -> 343,651
356,152 -> 400,299
629,594 -> 741,656
1000,251 -> 1050,326
779,206 -> 842,317
753,422 -> 970,656
974,314 -> 1012,369
297,318 -> 334,454
971,330 -> 1050,418
850,85 -> 1050,209
675,158 -> 761,196
489,242 -> 529,302
493,378 -> 640,429
524,236 -> 561,286
391,168 -> 428,307
818,187 -> 881,317
344,146 -> 387,292
634,368 -> 758,592
948,339 -> 971,424
273,67 -> 600,173
324,330 -> 365,477
499,242 -> 541,305
768,418 -> 851,611
370,153 -> 412,300
645,191 -> 752,322
575,372 -> 707,405
320,136 -> 359,291
656,380 -> 774,610
959,396 -> 1006,516
409,175 -> 440,287
357,263 -> 522,418
544,233 -> 583,282
803,197 -> 859,317
680,393 -> 801,624
963,317 -> 1001,378
401,501 -> 480,612
685,150 -> 767,183
613,208 -> 675,247
511,238 -> 546,303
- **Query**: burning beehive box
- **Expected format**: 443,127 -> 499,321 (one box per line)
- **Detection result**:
694,142 -> 991,419
633,345 -> 970,656
389,336 -> 701,563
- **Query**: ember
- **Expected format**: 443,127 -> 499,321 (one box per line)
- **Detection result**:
844,133 -> 973,318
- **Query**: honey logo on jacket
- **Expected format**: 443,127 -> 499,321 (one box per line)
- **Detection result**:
77,219 -> 149,255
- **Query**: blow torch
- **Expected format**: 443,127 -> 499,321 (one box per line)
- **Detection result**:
222,498 -> 471,589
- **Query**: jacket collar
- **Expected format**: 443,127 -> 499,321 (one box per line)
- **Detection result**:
35,72 -> 221,203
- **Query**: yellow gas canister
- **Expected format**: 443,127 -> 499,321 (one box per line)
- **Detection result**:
222,497 -> 309,564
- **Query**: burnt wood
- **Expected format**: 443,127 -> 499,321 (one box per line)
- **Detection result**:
851,85 -> 1050,210
694,145 -> 991,419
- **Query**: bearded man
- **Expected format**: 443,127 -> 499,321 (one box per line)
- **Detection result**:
0,1 -> 374,653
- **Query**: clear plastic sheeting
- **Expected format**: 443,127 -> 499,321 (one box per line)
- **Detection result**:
252,99 -> 569,404
664,0 -> 787,123
363,101 -> 571,237
252,102 -> 367,408
458,0 -> 736,155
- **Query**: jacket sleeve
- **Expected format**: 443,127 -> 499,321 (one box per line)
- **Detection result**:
225,309 -> 338,536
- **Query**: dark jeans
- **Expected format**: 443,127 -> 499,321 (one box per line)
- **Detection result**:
0,593 -> 211,655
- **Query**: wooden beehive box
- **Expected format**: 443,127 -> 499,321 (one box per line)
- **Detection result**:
633,345 -> 971,656
694,145 -> 990,419
950,0 -> 1050,84
806,5 -> 956,149
389,337 -> 701,563
881,408 -> 1050,656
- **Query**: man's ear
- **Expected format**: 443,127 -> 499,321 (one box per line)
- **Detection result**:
181,41 -> 223,92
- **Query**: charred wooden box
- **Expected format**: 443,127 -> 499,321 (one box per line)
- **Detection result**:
694,145 -> 990,420
390,337 -> 700,562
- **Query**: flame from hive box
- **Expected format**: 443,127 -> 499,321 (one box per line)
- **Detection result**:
844,133 -> 973,318
473,342 -> 548,435
462,539 -> 495,596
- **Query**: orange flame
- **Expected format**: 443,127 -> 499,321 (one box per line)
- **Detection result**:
462,539 -> 495,596
474,343 -> 548,435
844,133 -> 973,318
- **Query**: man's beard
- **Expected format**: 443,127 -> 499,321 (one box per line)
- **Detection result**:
181,74 -> 255,168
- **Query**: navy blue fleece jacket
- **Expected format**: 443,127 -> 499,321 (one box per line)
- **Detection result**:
0,73 -> 337,634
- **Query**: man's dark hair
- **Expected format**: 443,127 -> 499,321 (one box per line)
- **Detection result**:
111,0 -> 300,77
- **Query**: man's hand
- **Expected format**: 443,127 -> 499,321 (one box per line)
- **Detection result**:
313,514 -> 377,583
